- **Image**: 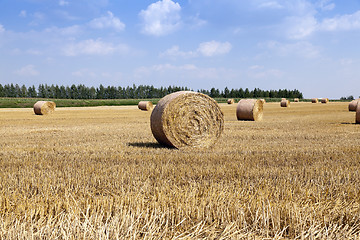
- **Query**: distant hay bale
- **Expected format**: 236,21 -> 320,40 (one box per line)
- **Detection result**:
349,99 -> 359,112
236,99 -> 263,121
281,98 -> 286,101
321,98 -> 329,104
312,98 -> 318,103
150,91 -> 224,149
280,99 -> 290,107
138,101 -> 153,111
294,98 -> 299,102
227,98 -> 235,104
33,101 -> 56,115
356,104 -> 360,124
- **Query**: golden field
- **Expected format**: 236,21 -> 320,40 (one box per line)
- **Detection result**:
1,102 -> 360,239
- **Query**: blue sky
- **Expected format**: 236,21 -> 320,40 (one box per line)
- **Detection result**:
1,0 -> 360,98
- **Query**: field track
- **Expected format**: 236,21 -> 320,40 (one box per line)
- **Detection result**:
1,102 -> 360,239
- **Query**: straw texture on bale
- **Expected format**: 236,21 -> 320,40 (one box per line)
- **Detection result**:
138,101 -> 153,111
356,104 -> 360,124
294,98 -> 299,102
260,99 -> 266,104
312,98 -> 318,103
321,98 -> 329,103
227,99 -> 235,104
33,101 -> 56,115
281,99 -> 290,107
236,99 -> 263,121
150,91 -> 224,149
349,99 -> 359,112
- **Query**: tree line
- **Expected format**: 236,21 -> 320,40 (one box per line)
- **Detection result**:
0,83 -> 303,99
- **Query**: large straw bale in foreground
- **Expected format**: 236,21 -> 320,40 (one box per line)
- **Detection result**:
280,99 -> 290,107
312,98 -> 318,103
33,101 -> 56,115
236,99 -> 263,121
349,99 -> 359,112
150,91 -> 224,149
227,99 -> 235,104
138,101 -> 153,111
321,98 -> 329,103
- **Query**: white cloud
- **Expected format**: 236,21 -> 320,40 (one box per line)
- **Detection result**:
72,69 -> 97,78
285,15 -> 318,39
62,39 -> 129,56
197,41 -> 232,57
0,24 -> 4,33
139,0 -> 182,36
59,0 -> 69,6
316,0 -> 335,11
259,1 -> 284,9
14,65 -> 39,76
30,12 -> 45,26
319,11 -> 360,31
89,11 -> 125,32
19,10 -> 27,17
247,65 -> 284,79
263,41 -> 320,58
161,41 -> 232,58
44,25 -> 82,36
187,14 -> 207,28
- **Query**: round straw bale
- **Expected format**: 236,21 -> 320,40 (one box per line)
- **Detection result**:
294,98 -> 299,102
150,91 -> 224,149
321,98 -> 329,103
281,98 -> 286,101
236,99 -> 263,121
356,104 -> 360,124
311,98 -> 318,103
260,99 -> 266,104
33,101 -> 56,115
349,99 -> 359,112
138,101 -> 153,111
227,98 -> 235,104
280,99 -> 290,107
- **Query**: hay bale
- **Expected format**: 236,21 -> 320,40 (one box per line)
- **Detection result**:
312,98 -> 318,103
349,99 -> 359,112
227,98 -> 235,104
150,91 -> 224,149
321,98 -> 329,104
356,104 -> 360,124
236,99 -> 263,121
294,98 -> 299,102
33,101 -> 56,115
260,99 -> 266,104
138,101 -> 153,111
280,99 -> 290,107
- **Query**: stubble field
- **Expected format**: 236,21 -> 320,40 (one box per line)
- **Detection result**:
1,102 -> 360,239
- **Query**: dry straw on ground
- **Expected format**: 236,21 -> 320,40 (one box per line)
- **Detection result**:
294,98 -> 299,102
227,99 -> 235,104
312,98 -> 319,103
280,99 -> 290,107
349,99 -> 359,112
236,99 -> 263,121
321,98 -> 329,104
138,101 -> 153,111
33,101 -> 56,115
150,91 -> 224,149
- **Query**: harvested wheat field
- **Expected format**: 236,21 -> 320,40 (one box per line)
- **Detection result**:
1,102 -> 360,239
